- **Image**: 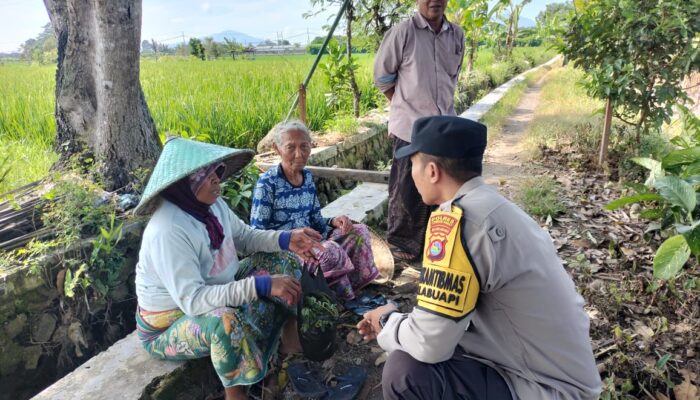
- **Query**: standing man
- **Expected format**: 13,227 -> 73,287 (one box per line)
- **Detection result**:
374,0 -> 465,261
358,117 -> 602,400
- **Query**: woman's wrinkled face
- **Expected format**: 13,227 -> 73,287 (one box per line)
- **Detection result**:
195,171 -> 221,205
275,129 -> 311,174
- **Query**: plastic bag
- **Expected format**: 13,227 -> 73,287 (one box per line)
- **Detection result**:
297,266 -> 338,361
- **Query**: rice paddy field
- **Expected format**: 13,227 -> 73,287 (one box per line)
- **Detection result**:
0,47 -> 555,193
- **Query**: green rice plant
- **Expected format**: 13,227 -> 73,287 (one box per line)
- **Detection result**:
0,47 -> 554,193
517,176 -> 565,218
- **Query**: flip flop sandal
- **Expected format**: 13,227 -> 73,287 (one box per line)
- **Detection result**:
287,362 -> 328,399
344,294 -> 387,316
323,367 -> 368,400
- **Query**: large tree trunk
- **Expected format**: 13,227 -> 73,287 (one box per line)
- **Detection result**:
44,0 -> 160,191
346,2 -> 361,118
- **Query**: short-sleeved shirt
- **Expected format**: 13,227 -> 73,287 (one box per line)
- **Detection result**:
250,164 -> 329,236
374,12 -> 465,142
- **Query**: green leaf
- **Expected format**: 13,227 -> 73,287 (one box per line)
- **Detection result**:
653,235 -> 690,280
632,157 -> 663,186
682,226 -> 700,257
606,193 -> 663,210
632,157 -> 660,170
684,161 -> 700,176
653,176 -> 697,212
64,269 -> 74,298
656,353 -> 672,369
662,147 -> 700,169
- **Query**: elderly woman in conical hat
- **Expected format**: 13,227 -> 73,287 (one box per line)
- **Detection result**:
250,121 -> 379,300
133,137 -> 323,400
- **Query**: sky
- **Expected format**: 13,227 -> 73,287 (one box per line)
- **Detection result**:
0,0 -> 563,53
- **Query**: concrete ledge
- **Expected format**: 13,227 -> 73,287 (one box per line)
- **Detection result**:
321,182 -> 389,223
32,331 -> 184,400
33,182 -> 389,400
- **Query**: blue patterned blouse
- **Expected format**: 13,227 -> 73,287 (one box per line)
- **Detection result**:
250,164 -> 330,237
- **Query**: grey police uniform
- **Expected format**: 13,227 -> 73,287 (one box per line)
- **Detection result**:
378,177 -> 602,400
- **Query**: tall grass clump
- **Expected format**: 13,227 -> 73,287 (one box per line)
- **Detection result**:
517,176 -> 565,218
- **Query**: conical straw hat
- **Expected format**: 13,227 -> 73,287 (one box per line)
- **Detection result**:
134,137 -> 254,215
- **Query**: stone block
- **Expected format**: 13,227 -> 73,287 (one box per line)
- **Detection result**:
31,313 -> 57,343
5,313 -> 27,339
23,345 -> 43,370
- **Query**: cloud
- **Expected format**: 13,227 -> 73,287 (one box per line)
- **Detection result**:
201,2 -> 210,12
171,17 -> 186,24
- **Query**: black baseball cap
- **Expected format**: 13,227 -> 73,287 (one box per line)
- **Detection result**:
395,116 -> 487,159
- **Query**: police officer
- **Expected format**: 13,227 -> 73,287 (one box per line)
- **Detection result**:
357,116 -> 602,400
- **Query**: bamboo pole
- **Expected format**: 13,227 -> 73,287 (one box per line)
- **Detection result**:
284,0 -> 351,122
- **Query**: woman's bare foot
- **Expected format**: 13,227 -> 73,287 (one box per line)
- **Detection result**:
279,318 -> 303,354
224,385 -> 248,400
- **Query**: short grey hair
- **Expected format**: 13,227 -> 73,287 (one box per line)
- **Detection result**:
272,120 -> 311,146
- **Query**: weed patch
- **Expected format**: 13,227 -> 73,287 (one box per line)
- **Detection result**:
516,176 -> 565,218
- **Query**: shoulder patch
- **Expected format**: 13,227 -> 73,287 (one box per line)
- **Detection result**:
418,208 -> 480,321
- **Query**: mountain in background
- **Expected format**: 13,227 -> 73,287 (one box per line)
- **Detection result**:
205,30 -> 263,45
519,17 -> 536,28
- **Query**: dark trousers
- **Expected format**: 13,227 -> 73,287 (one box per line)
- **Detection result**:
382,348 -> 513,400
387,136 -> 431,258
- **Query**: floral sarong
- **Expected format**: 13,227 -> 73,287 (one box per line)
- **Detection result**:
308,224 -> 379,300
136,252 -> 301,387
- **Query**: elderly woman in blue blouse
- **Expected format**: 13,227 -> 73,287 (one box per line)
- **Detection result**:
134,137 -> 323,400
251,120 -> 379,300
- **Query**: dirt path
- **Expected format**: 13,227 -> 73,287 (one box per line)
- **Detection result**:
482,73 -> 550,199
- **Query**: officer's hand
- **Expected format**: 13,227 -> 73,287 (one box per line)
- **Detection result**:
357,304 -> 398,342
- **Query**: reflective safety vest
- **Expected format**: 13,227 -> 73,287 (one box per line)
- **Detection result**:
417,205 -> 480,320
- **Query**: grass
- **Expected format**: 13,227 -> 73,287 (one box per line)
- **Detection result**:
516,176 -> 565,217
479,64 -> 553,142
0,47 -> 554,194
523,66 -> 603,158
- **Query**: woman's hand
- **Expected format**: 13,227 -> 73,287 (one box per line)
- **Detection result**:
331,215 -> 353,235
356,303 -> 398,342
289,227 -> 324,263
270,274 -> 302,305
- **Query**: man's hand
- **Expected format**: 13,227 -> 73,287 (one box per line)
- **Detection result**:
331,215 -> 353,235
270,274 -> 301,305
356,303 -> 398,342
289,227 -> 323,263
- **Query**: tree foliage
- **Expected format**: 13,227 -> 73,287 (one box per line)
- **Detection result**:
559,0 -> 700,139
189,38 -> 205,60
19,22 -> 57,64
448,0 -> 508,72
608,107 -> 700,280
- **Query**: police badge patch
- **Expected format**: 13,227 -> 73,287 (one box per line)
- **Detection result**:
417,207 -> 480,320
